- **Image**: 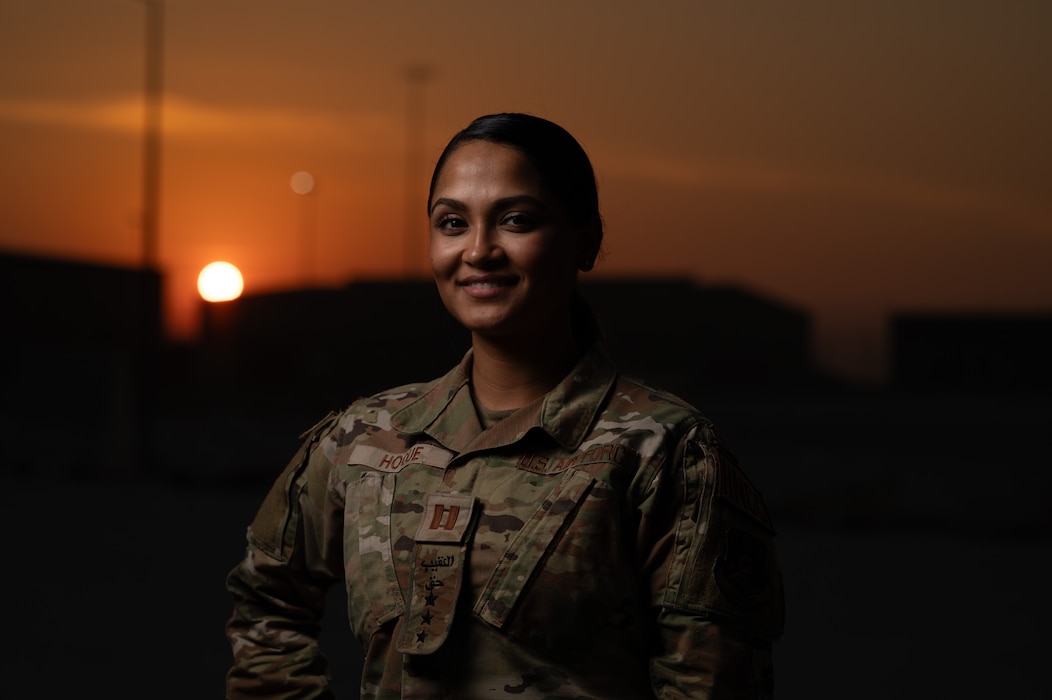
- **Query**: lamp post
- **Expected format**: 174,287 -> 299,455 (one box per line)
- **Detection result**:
291,171 -> 318,286
127,0 -> 164,477
138,0 -> 164,271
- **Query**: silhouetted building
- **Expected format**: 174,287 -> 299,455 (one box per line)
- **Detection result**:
582,279 -> 813,396
199,281 -> 469,410
892,313 -> 1052,393
172,277 -> 814,480
0,251 -> 161,477
199,278 -> 812,411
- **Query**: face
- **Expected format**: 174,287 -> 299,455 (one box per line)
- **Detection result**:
429,140 -> 592,341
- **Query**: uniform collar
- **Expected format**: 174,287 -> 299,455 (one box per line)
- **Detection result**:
390,341 -> 617,455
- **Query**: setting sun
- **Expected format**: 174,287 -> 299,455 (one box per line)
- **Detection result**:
197,261 -> 244,302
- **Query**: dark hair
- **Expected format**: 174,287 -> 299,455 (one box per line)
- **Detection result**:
427,113 -> 603,239
428,113 -> 604,344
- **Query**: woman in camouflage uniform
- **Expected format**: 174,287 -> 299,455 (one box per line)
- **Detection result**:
226,113 -> 783,699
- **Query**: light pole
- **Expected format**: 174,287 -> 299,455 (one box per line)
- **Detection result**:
138,0 -> 164,271
124,0 -> 164,476
291,171 -> 318,286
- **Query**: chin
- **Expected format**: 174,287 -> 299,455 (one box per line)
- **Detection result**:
446,305 -> 514,335
443,298 -> 510,330
457,315 -> 515,337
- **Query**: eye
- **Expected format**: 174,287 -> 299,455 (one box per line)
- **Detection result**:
434,214 -> 467,233
502,213 -> 536,231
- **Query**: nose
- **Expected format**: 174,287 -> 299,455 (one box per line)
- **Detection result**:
465,227 -> 502,265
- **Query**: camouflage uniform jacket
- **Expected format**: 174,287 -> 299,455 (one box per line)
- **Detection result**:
226,342 -> 784,699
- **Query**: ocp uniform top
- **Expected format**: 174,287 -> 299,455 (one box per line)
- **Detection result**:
226,341 -> 784,699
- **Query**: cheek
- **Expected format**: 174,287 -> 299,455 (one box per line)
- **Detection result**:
429,237 -> 456,275
522,238 -> 578,280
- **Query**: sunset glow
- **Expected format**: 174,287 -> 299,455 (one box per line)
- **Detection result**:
1,0 -> 1049,383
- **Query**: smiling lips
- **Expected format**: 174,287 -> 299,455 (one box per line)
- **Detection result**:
459,275 -> 517,298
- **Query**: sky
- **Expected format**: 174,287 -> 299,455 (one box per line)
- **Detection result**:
1,0 -> 1050,383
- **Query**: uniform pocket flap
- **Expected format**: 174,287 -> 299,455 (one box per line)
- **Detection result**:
474,469 -> 595,628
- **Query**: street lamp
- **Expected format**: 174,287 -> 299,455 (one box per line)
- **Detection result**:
136,0 -> 164,271
291,170 -> 318,286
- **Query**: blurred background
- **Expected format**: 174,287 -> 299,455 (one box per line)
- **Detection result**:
1,1 -> 1049,697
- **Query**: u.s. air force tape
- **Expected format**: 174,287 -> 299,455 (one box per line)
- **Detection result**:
398,493 -> 477,655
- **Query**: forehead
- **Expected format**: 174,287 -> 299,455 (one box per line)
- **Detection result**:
432,141 -> 547,200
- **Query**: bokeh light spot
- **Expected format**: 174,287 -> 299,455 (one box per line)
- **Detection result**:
290,170 -> 315,195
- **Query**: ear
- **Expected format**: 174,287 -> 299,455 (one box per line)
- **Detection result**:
577,216 -> 603,272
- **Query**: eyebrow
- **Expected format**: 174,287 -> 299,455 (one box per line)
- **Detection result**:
429,194 -> 549,216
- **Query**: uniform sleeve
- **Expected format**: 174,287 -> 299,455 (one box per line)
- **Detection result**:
638,423 -> 784,699
225,414 -> 345,699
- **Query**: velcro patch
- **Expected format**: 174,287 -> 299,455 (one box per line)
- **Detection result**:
414,493 -> 477,544
344,443 -> 453,473
516,442 -> 639,475
717,459 -> 774,533
399,492 -> 477,655
715,527 -> 774,609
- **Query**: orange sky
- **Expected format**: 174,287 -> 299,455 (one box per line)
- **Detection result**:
1,0 -> 1050,383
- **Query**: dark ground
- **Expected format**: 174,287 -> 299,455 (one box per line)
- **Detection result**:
1,388 -> 1049,698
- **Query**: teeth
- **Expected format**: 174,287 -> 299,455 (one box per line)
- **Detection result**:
467,282 -> 503,288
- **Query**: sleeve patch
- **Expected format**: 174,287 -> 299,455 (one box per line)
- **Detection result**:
716,457 -> 774,533
714,528 -> 775,610
248,412 -> 339,560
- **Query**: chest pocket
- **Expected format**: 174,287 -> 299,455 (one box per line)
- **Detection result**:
344,471 -> 405,638
473,468 -> 596,627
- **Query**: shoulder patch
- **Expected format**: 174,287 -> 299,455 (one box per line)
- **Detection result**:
715,449 -> 775,533
249,411 -> 338,560
715,527 -> 776,609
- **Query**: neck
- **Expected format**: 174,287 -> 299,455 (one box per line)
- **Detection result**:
469,328 -> 580,411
